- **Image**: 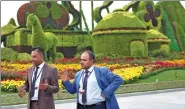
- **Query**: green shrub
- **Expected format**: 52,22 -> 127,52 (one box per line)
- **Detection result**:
1,48 -> 18,61
74,53 -> 81,58
152,44 -> 170,57
17,53 -> 32,61
56,52 -> 64,58
130,41 -> 146,57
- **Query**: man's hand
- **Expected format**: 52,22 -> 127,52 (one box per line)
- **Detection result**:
39,80 -> 49,90
17,86 -> 26,98
60,70 -> 69,82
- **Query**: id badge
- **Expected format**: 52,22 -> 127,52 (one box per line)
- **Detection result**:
79,87 -> 85,94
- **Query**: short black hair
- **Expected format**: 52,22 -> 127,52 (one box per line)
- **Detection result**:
84,50 -> 95,62
32,46 -> 45,59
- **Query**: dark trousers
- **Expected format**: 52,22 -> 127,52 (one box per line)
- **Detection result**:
77,101 -> 106,109
30,100 -> 39,109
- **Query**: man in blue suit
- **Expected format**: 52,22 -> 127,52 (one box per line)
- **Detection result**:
61,51 -> 123,109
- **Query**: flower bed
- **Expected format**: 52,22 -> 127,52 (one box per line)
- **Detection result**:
1,80 -> 65,92
1,59 -> 185,92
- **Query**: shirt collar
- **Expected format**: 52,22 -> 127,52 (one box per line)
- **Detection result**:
84,66 -> 94,73
37,61 -> 45,69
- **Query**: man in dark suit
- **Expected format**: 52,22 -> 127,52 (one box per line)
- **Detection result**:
18,47 -> 59,109
61,51 -> 123,109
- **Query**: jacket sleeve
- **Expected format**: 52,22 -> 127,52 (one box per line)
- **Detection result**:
102,68 -> 124,99
45,68 -> 59,93
62,73 -> 79,94
22,69 -> 30,92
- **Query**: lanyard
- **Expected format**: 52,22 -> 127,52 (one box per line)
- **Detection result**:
32,67 -> 43,83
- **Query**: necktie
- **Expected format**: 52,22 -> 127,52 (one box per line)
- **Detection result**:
82,70 -> 89,104
30,66 -> 39,98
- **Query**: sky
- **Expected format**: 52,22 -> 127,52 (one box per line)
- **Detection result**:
2,1 -> 185,30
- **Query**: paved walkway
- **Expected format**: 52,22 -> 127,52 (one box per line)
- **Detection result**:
2,88 -> 185,109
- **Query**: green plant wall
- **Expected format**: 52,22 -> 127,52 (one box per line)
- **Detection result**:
147,29 -> 170,55
93,33 -> 148,57
6,29 -> 92,50
94,1 -> 113,23
172,22 -> 185,52
151,44 -> 170,57
6,29 -> 31,46
134,2 -> 163,30
132,1 -> 154,13
162,10 -> 180,52
1,48 -> 18,61
130,40 -> 146,57
56,33 -> 92,47
94,11 -> 146,31
157,1 -> 185,32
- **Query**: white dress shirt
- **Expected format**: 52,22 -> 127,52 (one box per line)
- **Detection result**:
78,66 -> 105,105
31,62 -> 45,100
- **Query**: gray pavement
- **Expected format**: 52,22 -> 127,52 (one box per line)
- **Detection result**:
2,88 -> 185,109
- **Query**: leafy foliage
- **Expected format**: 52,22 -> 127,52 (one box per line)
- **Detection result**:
17,53 -> 32,61
56,52 -> 64,58
1,48 -> 18,61
151,44 -> 170,57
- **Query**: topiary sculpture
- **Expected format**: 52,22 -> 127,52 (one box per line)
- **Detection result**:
26,13 -> 58,62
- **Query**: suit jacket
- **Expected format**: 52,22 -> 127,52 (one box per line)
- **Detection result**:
23,63 -> 59,109
62,66 -> 124,109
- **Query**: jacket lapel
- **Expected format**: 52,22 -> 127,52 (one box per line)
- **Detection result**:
94,67 -> 103,89
29,66 -> 34,84
40,63 -> 47,84
76,70 -> 83,90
